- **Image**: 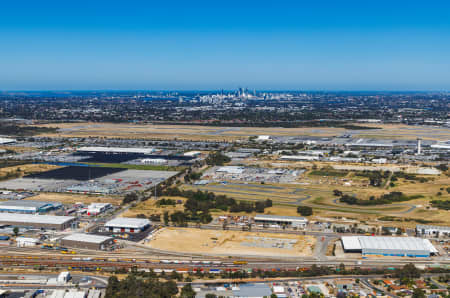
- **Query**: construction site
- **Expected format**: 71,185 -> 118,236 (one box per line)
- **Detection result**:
143,227 -> 316,257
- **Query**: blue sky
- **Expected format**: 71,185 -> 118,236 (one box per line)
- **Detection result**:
1,0 -> 449,90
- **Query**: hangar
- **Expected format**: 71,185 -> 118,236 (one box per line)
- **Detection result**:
104,217 -> 151,233
0,213 -> 75,230
341,236 -> 437,257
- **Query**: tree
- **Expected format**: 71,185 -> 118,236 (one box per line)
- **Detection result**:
163,211 -> 169,226
205,151 -> 231,166
333,189 -> 343,197
205,294 -> 217,298
180,284 -> 196,298
123,192 -> 138,205
297,206 -> 313,216
412,288 -> 426,298
13,227 -> 19,237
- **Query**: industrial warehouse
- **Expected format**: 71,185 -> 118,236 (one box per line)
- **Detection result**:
0,213 -> 76,230
0,200 -> 62,214
104,217 -> 151,233
341,236 -> 438,257
416,224 -> 450,237
254,214 -> 308,228
60,233 -> 114,250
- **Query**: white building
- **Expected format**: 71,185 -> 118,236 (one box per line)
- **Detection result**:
139,158 -> 167,165
416,225 -> 450,237
341,236 -> 437,257
86,203 -> 112,216
183,151 -> 201,157
279,155 -> 319,161
0,137 -> 16,144
256,135 -> 271,141
77,146 -> 155,154
216,166 -> 245,174
254,214 -> 308,228
104,217 -> 151,233
57,272 -> 71,284
16,237 -> 39,247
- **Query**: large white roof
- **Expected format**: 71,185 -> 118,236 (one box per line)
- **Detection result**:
0,213 -> 74,225
254,214 -> 308,223
341,236 -> 362,250
62,233 -> 112,244
359,236 -> 429,251
78,146 -> 155,154
105,217 -> 151,229
342,236 -> 436,253
0,137 -> 16,144
216,166 -> 245,174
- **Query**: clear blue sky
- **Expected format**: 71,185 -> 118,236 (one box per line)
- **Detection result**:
1,0 -> 449,91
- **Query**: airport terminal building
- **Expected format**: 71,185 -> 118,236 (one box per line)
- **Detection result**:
341,236 -> 437,257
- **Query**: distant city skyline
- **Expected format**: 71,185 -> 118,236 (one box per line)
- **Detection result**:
1,0 -> 450,91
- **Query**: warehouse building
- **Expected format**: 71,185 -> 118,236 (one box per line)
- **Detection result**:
341,236 -> 437,257
416,225 -> 450,237
77,146 -> 155,154
0,213 -> 75,230
60,233 -> 114,250
0,137 -> 16,145
104,217 -> 151,233
0,200 -> 62,214
86,203 -> 112,216
216,166 -> 245,174
254,214 -> 308,228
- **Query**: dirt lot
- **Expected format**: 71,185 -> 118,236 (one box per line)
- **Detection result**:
27,192 -> 121,205
145,227 -> 315,257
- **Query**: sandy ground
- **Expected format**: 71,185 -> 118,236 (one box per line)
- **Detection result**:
27,192 -> 121,205
145,227 -> 315,257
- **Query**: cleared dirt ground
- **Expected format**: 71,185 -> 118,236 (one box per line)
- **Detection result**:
145,227 -> 315,257
27,192 -> 121,205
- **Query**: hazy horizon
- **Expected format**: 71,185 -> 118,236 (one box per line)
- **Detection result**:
1,0 -> 450,90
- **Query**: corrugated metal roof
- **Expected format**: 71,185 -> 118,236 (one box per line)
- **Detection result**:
341,236 -> 362,250
0,213 -> 74,224
62,233 -> 112,244
105,217 -> 151,229
0,200 -> 61,208
254,214 -> 308,223
78,146 -> 154,154
342,236 -> 437,253
359,236 -> 428,251
417,224 -> 450,232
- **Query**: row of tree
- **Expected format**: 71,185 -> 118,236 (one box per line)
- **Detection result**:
338,191 -> 422,206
